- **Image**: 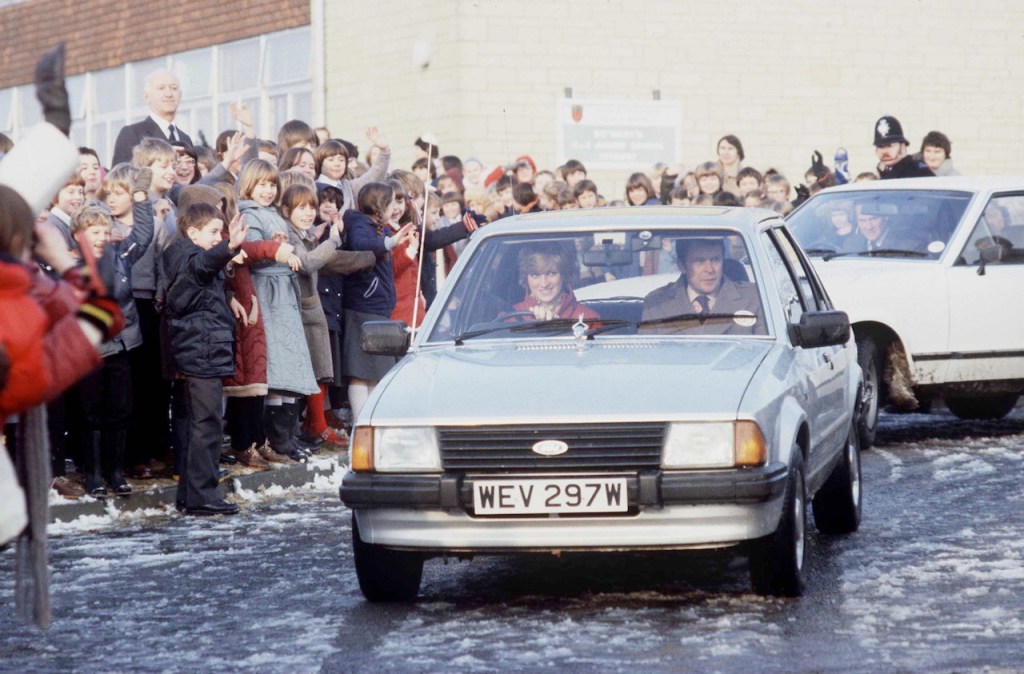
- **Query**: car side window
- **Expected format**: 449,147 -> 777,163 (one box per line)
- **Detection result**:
770,229 -> 823,312
761,232 -> 805,323
958,194 -> 1024,266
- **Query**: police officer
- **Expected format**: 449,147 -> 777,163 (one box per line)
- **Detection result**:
873,115 -> 934,179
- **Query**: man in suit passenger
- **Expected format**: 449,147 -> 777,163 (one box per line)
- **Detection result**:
841,202 -> 926,253
110,69 -> 192,166
640,237 -> 765,335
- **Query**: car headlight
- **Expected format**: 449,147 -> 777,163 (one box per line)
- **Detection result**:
662,421 -> 767,469
350,426 -> 441,473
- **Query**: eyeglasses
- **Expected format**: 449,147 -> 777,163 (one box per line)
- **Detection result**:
177,158 -> 196,167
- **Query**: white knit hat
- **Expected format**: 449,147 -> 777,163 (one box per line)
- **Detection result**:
0,122 -> 79,213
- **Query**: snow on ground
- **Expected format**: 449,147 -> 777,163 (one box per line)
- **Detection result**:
3,412 -> 1024,673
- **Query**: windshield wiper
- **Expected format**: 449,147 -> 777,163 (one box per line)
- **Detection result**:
857,248 -> 927,258
822,248 -> 927,261
803,247 -> 839,256
637,312 -> 749,327
453,318 -> 580,345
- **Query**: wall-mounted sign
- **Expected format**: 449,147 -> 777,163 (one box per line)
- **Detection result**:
555,98 -> 682,170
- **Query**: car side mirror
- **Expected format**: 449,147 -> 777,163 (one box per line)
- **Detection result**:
361,320 -> 410,356
789,310 -> 850,348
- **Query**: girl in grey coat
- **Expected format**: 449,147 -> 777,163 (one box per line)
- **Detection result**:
238,160 -> 317,461
280,184 -> 374,446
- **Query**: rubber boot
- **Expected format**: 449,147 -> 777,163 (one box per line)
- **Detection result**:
102,428 -> 132,497
266,404 -> 304,462
80,430 -> 106,498
289,400 -> 318,455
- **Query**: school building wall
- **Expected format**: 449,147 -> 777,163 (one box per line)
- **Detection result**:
328,0 -> 1024,195
0,0 -> 310,88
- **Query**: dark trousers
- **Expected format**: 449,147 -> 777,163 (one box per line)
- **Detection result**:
176,376 -> 224,509
128,298 -> 171,465
225,395 -> 265,452
78,351 -> 132,430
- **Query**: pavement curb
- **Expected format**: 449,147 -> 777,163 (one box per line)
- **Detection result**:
48,453 -> 344,523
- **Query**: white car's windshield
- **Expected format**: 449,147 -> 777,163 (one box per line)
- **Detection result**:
787,190 -> 973,260
427,228 -> 768,342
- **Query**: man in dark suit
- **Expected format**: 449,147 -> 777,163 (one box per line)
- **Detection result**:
841,203 -> 926,253
110,69 -> 192,166
641,237 -> 765,335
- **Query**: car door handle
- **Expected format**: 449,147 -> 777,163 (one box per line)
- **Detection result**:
822,352 -> 835,370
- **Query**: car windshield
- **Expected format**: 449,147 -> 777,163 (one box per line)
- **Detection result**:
787,189 -> 973,260
426,228 -> 769,342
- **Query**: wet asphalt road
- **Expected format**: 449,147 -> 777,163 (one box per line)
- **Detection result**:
2,408 -> 1024,674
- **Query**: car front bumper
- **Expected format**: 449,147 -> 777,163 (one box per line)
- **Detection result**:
341,464 -> 788,551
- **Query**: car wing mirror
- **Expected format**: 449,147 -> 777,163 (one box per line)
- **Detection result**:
361,320 -> 410,356
790,310 -> 850,348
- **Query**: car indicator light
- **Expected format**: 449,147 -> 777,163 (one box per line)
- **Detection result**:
734,421 -> 767,466
351,426 -> 374,472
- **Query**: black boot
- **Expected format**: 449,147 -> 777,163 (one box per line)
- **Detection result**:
102,429 -> 132,497
265,404 -> 304,462
80,430 -> 106,498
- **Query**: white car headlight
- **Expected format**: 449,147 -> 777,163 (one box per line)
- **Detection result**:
374,426 -> 441,473
662,422 -> 735,469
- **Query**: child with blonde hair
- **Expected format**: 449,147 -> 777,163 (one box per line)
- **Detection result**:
70,168 -> 154,496
238,160 -> 318,461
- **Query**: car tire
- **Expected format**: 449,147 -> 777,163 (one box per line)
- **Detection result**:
945,394 -> 1019,421
812,424 -> 862,535
750,450 -> 806,597
855,337 -> 881,449
352,515 -> 423,602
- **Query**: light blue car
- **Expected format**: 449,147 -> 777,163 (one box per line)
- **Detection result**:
341,206 -> 863,600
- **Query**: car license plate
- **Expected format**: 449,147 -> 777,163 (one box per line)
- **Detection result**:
473,477 -> 628,515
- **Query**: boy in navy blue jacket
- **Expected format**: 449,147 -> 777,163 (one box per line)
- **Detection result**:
162,203 -> 248,516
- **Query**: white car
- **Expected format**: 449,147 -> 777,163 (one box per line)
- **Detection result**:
787,177 -> 1024,447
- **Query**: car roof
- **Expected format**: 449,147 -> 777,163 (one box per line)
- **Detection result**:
815,176 -> 1024,195
478,206 -> 781,238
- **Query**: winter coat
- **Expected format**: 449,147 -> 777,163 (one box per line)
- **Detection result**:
239,200 -> 317,396
287,224 -> 374,382
161,237 -> 238,378
0,255 -> 101,418
342,209 -> 398,317
132,194 -> 178,300
315,148 -> 390,215
880,155 -> 935,180
391,244 -> 426,328
419,220 -> 472,308
99,198 -> 154,358
318,272 -> 345,333
222,240 -> 295,397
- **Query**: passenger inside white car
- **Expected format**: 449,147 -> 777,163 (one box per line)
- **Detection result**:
639,237 -> 766,336
429,229 -> 762,341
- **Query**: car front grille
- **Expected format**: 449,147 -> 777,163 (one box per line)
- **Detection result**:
438,423 -> 665,473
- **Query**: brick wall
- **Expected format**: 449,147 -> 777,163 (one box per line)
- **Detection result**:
0,0 -> 309,88
327,0 -> 1024,194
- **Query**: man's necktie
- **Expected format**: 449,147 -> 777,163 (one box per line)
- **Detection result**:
167,124 -> 177,143
695,294 -> 710,315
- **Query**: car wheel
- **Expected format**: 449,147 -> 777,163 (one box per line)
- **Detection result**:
945,394 -> 1019,420
750,450 -> 806,597
352,515 -> 423,602
812,423 -> 862,535
855,337 -> 881,449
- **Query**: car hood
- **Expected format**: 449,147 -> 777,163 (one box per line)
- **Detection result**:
367,339 -> 774,425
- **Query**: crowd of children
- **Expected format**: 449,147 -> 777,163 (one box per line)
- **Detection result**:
2,92 -> 960,516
